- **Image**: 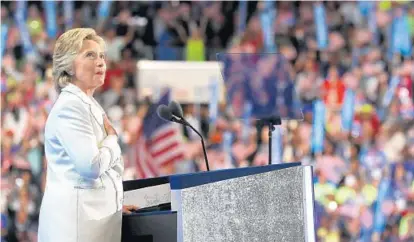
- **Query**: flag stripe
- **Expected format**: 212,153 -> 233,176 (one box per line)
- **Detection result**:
151,124 -> 179,139
159,153 -> 186,167
151,129 -> 176,144
151,141 -> 180,157
153,146 -> 185,166
139,144 -> 155,177
145,156 -> 158,177
150,131 -> 182,153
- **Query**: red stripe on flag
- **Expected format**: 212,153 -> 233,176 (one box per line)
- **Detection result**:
151,142 -> 179,158
159,153 -> 185,167
145,157 -> 159,177
135,160 -> 146,178
145,143 -> 159,176
151,129 -> 175,144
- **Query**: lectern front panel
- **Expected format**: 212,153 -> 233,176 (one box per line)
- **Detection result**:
172,166 -> 314,242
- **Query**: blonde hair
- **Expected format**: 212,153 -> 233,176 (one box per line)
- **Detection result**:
52,28 -> 105,91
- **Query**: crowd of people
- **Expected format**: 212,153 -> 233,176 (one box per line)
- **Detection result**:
1,1 -> 413,242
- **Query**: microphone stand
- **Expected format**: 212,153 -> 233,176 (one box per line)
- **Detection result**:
268,122 -> 275,165
259,116 -> 281,165
175,117 -> 210,171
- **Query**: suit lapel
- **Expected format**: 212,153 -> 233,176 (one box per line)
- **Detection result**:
61,84 -> 105,129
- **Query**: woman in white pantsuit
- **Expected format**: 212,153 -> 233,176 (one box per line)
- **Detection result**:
38,28 -> 136,242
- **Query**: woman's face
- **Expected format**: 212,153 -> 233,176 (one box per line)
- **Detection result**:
73,39 -> 106,91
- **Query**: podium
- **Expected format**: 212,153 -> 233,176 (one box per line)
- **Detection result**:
122,162 -> 316,242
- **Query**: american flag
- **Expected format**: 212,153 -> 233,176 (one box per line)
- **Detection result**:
129,90 -> 185,178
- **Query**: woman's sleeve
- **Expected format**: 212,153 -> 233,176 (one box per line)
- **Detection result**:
55,101 -> 121,179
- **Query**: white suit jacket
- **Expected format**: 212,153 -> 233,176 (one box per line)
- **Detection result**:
38,83 -> 124,242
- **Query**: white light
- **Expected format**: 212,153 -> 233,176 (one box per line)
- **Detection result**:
328,201 -> 337,211
15,178 -> 23,188
396,199 -> 406,211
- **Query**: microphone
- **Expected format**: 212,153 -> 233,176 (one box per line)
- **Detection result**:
168,100 -> 184,117
157,102 -> 210,171
156,104 -> 186,125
